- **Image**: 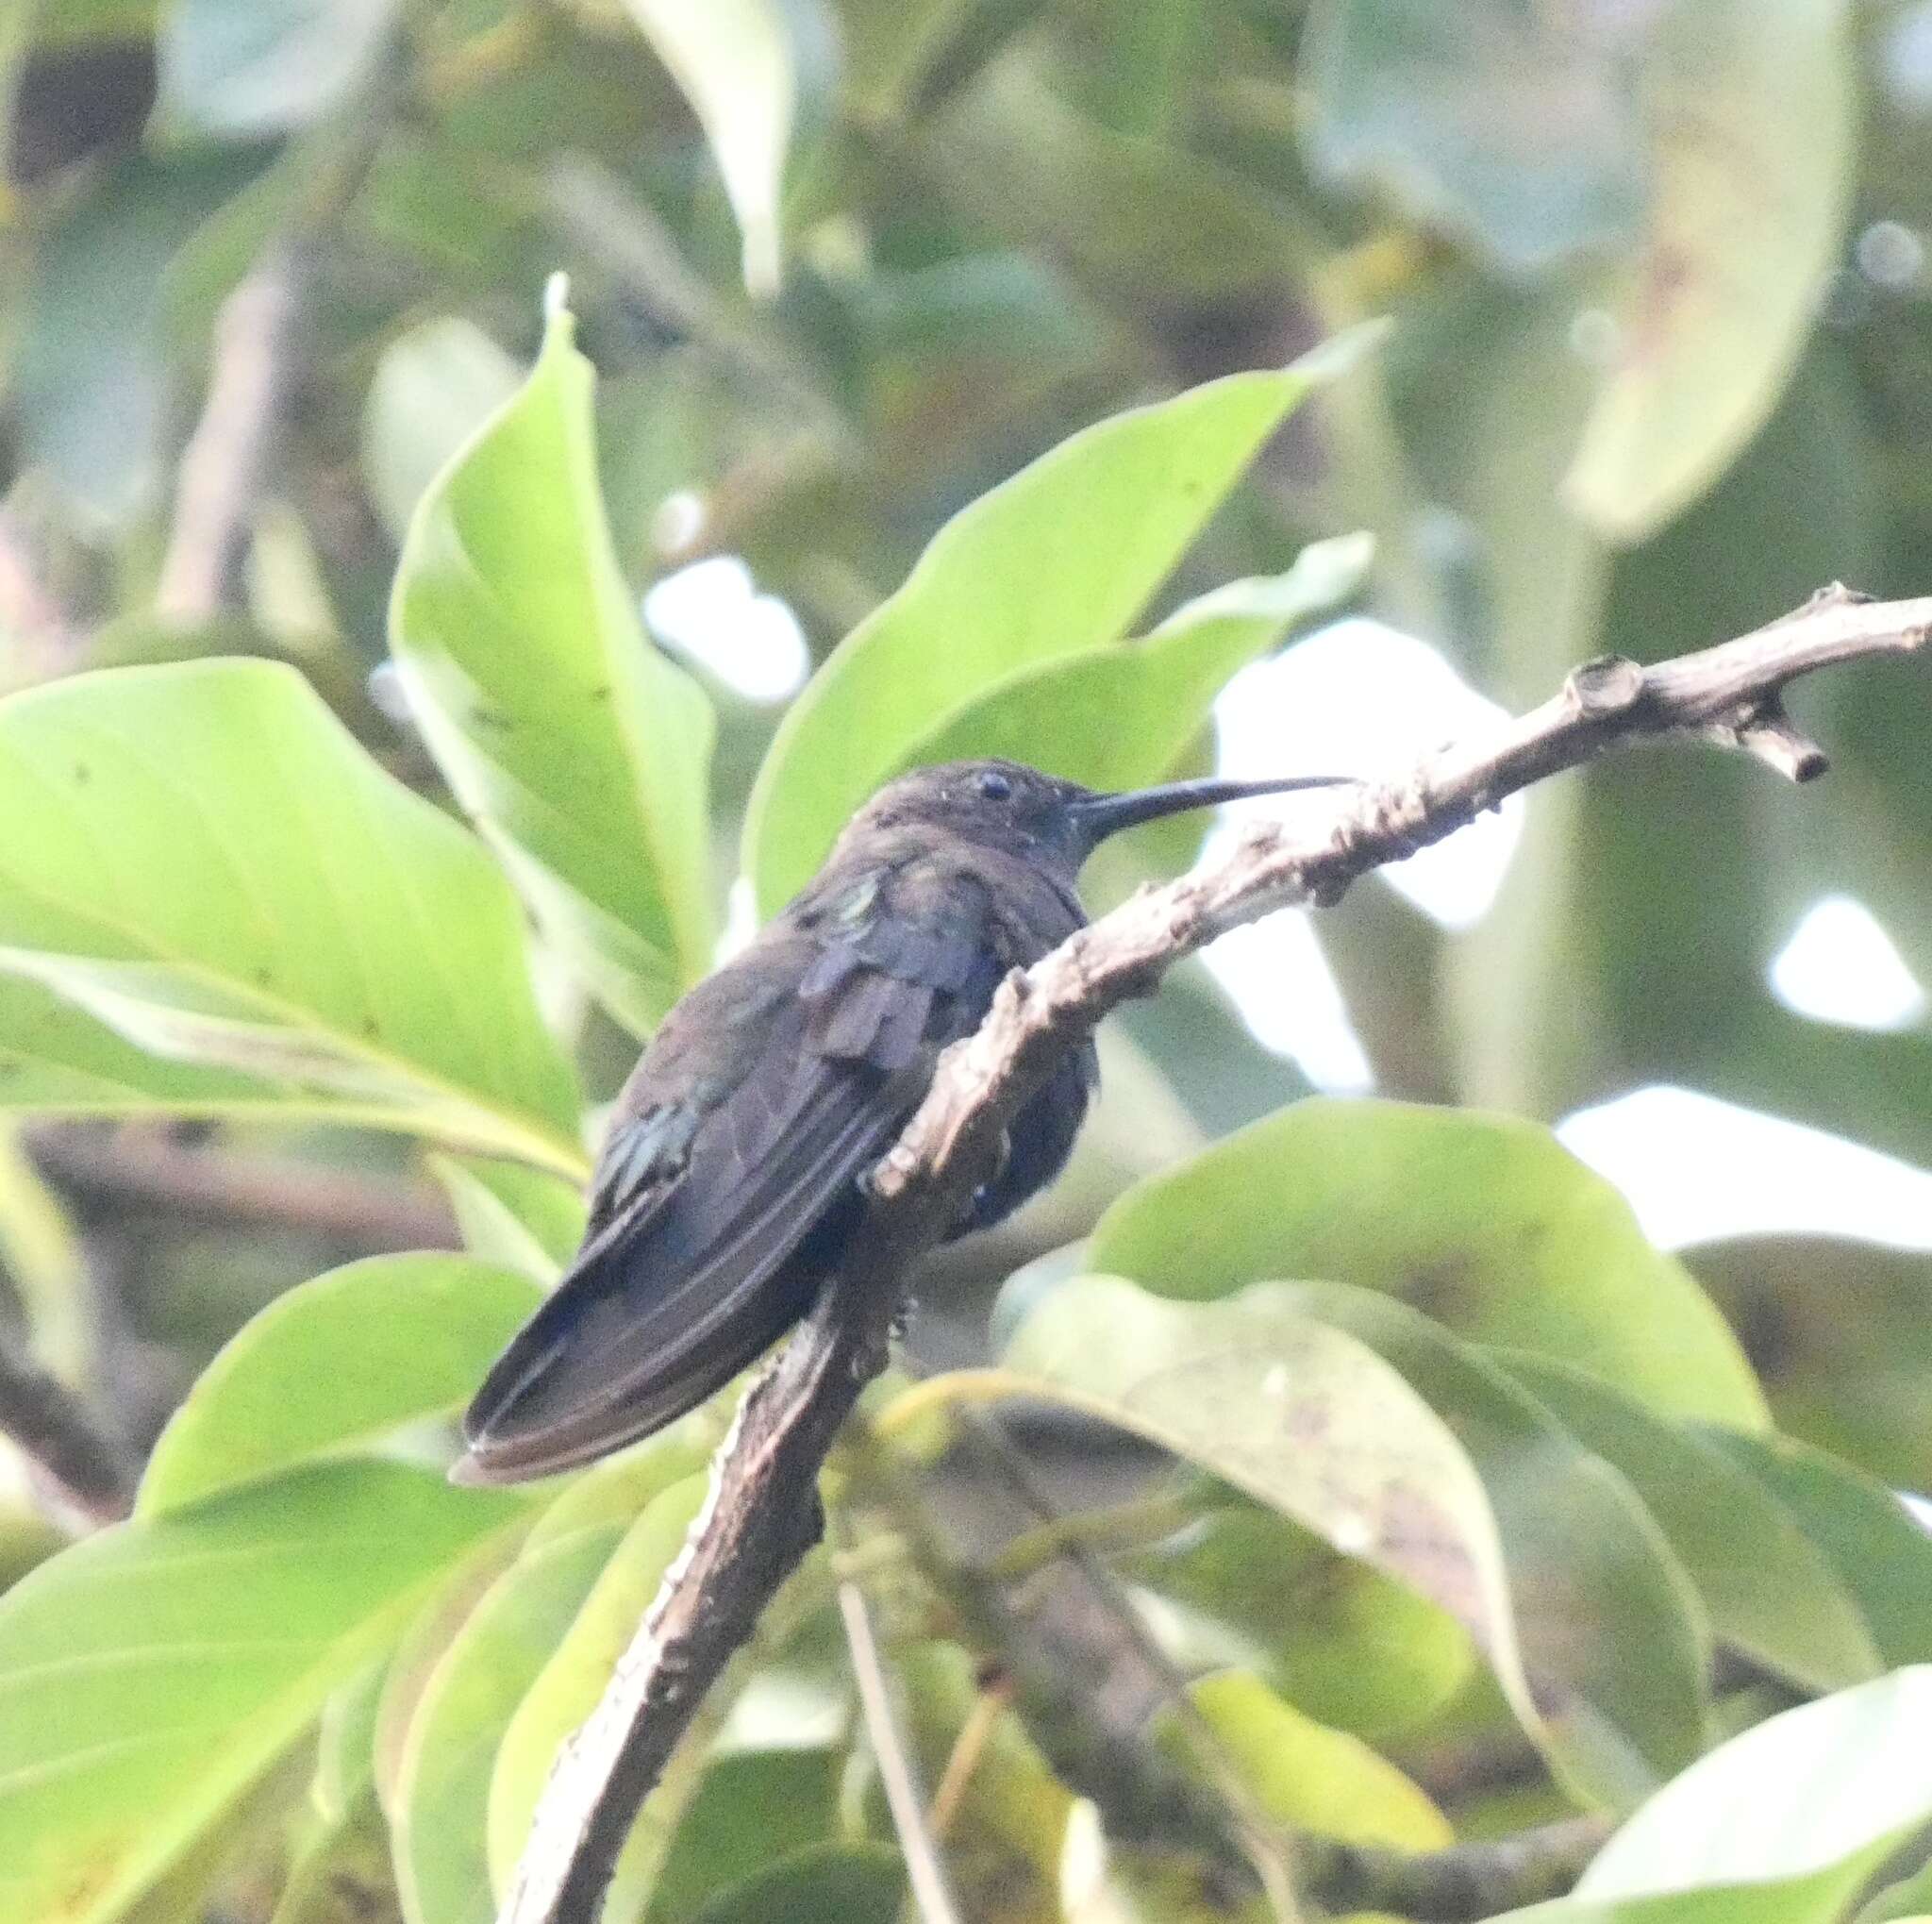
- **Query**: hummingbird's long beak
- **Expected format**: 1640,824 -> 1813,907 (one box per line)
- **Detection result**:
1065,772 -> 1359,855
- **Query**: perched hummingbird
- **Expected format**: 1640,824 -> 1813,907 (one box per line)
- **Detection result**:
456,760 -> 1352,1484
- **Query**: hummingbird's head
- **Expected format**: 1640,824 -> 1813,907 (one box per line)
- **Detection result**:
838,758 -> 1358,880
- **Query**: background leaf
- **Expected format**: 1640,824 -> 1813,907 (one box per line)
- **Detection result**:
394,1524 -> 622,1924
1561,0 -> 1857,537
1087,1099 -> 1767,1427
0,660 -> 583,1170
157,0 -> 401,138
139,1253 -> 541,1516
617,0 -> 810,294
1491,1351 -> 1878,1694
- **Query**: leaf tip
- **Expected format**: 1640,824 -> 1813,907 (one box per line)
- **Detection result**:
1293,316 -> 1393,385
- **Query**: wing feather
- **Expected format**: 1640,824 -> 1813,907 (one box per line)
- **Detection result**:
458,866 -> 999,1482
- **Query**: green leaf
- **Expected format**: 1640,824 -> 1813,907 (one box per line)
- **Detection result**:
519,1414 -> 721,1552
1128,1502 -> 1475,1740
1087,1098 -> 1767,1428
642,1750 -> 846,1924
0,660 -> 585,1171
1491,1351 -> 1879,1695
157,0 -> 400,138
1685,1235 -> 1932,1493
0,1118 -> 89,1380
616,0 -> 812,294
361,316 -> 522,545
139,1254 -> 542,1517
1562,0 -> 1857,539
0,974 -> 357,1121
892,534 -> 1372,789
394,1524 -> 622,1924
391,295 -> 718,1035
428,1155 -> 587,1285
1288,1281 -> 1708,1811
486,1477 -> 710,1903
991,1272 -> 1702,1810
675,1844 -> 904,1924
0,1462 -> 522,1924
743,336 -> 1374,914
1503,1670 -> 1932,1924
1700,1430 -> 1932,1669
1180,1669 -> 1450,1848
1303,0 -> 1647,270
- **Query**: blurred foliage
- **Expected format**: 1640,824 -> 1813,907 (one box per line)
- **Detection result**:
0,0 -> 1930,1920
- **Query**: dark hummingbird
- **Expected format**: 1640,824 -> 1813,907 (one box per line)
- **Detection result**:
456,759 -> 1353,1484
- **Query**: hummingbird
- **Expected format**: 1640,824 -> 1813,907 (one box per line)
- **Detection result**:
456,759 -> 1353,1484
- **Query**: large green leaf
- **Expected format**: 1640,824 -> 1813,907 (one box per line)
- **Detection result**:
1700,1430 -> 1932,1670
1562,0 -> 1857,538
1491,1352 -> 1877,1694
1181,1669 -> 1450,1849
0,1462 -> 522,1924
394,1525 -> 622,1924
742,337 -> 1373,914
1492,1671 -> 1932,1924
1286,1281 -> 1708,1810
0,660 -> 584,1171
989,1272 -> 1702,1809
1127,1501 -> 1476,1740
391,295 -> 717,1036
1087,1098 -> 1767,1427
891,534 -> 1371,788
140,1254 -> 542,1517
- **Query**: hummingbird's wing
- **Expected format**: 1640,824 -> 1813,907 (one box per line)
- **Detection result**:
455,865 -> 1001,1483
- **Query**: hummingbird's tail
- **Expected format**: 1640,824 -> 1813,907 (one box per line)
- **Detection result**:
452,1050 -> 915,1485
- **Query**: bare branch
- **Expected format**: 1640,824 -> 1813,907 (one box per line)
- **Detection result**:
27,1126 -> 457,1253
0,1338 -> 134,1525
499,586 -> 1926,1924
1300,1816 -> 1611,1922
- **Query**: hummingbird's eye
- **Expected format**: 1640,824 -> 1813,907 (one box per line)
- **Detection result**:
973,770 -> 1013,802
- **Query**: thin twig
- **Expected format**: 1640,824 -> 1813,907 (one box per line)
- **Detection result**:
499,584 -> 1928,1924
836,1579 -> 964,1924
951,1411 -> 1303,1917
155,243 -> 309,623
155,16 -> 413,623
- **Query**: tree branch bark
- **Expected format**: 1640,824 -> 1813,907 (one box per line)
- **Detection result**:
26,1126 -> 457,1253
499,583 -> 1928,1924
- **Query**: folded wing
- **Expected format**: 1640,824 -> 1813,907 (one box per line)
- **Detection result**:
456,862 -> 998,1483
